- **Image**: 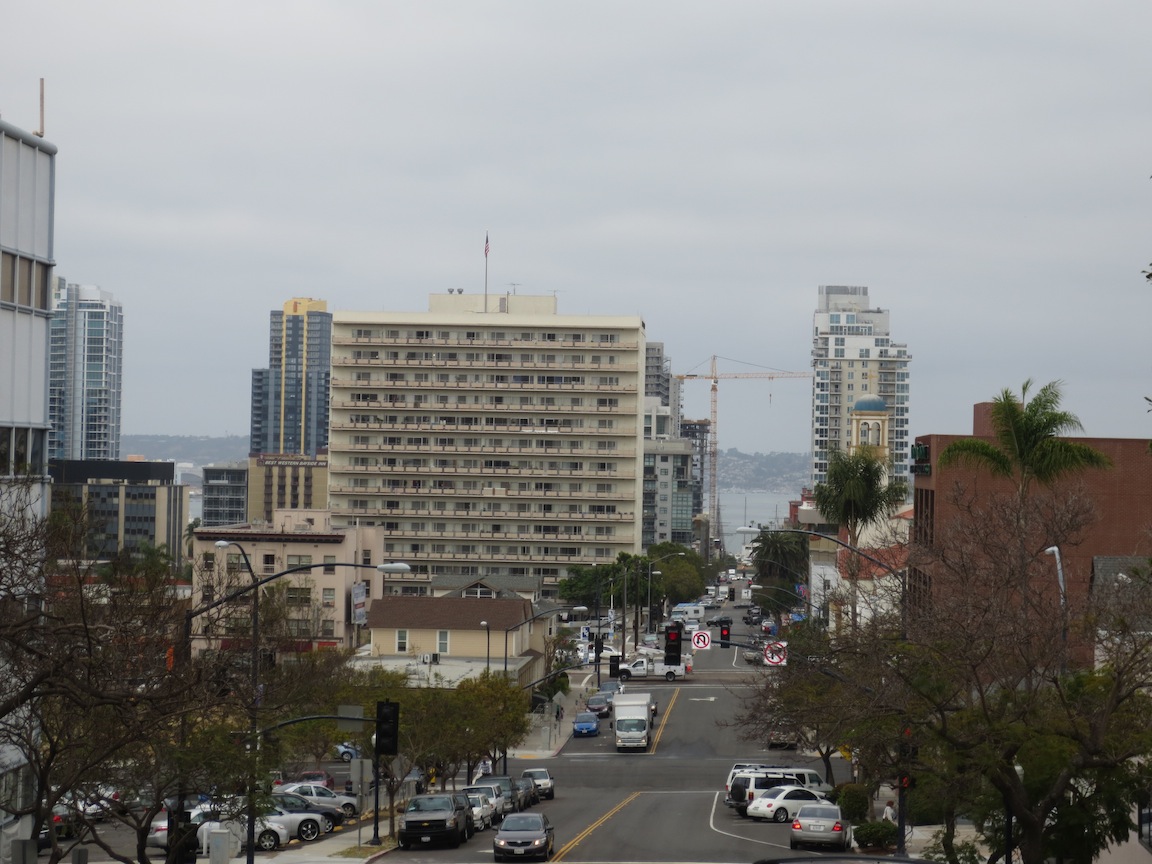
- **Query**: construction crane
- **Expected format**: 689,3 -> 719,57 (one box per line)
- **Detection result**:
675,355 -> 811,553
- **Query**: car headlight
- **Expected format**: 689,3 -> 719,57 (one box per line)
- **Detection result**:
531,838 -> 545,847
446,815 -> 457,827
494,838 -> 509,848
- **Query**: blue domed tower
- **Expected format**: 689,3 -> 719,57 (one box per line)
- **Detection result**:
851,392 -> 889,452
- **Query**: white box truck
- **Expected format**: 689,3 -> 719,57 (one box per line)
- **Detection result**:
612,692 -> 654,751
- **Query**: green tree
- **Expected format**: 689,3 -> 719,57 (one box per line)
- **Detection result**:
750,530 -> 809,630
937,379 -> 1111,500
813,445 -> 907,627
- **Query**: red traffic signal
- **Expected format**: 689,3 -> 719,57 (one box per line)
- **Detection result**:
719,625 -> 731,648
667,628 -> 680,644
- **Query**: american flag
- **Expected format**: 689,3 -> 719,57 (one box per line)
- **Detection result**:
484,233 -> 489,258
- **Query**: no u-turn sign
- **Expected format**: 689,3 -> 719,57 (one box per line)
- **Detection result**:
763,641 -> 788,665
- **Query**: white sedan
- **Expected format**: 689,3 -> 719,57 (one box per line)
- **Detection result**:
746,786 -> 828,823
466,792 -> 495,830
196,816 -> 291,853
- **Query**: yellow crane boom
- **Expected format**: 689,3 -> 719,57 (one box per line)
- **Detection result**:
675,355 -> 811,553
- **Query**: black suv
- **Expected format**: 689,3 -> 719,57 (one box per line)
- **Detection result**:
707,615 -> 733,627
398,793 -> 471,849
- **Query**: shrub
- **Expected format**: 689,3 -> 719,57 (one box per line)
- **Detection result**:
834,783 -> 871,822
854,819 -> 899,849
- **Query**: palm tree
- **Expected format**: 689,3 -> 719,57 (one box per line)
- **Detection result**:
813,445 -> 908,627
937,379 -> 1111,499
752,531 -> 810,630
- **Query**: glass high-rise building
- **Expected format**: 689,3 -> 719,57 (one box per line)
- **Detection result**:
48,281 -> 124,461
250,298 -> 332,457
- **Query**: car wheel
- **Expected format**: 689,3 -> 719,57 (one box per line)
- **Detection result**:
789,840 -> 798,850
320,816 -> 334,833
256,830 -> 280,851
450,828 -> 462,848
773,808 -> 790,823
298,819 -> 321,841
619,671 -> 631,681
341,803 -> 356,818
398,838 -> 411,850
664,671 -> 676,681
340,751 -> 352,763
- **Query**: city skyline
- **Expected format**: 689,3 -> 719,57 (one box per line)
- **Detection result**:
2,2 -> 1149,452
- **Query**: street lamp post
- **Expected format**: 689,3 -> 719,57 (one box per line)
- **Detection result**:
481,621 -> 490,671
647,572 -> 661,633
1044,546 -> 1068,673
646,552 -> 686,634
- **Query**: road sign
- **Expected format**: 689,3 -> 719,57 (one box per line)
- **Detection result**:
763,641 -> 788,665
580,625 -> 590,642
691,630 -> 711,650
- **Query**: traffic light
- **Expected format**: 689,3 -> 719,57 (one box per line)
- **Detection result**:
899,772 -> 916,790
375,700 -> 399,757
609,655 -> 621,678
719,625 -> 731,649
594,635 -> 604,659
664,623 -> 682,666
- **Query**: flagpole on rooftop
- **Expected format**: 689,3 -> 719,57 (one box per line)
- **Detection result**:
484,231 -> 489,312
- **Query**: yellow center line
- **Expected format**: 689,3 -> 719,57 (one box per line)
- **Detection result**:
553,791 -> 642,861
648,686 -> 680,754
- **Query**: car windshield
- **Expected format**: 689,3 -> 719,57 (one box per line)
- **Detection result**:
761,786 -> 786,799
575,713 -> 597,723
524,770 -> 547,780
407,796 -> 452,812
502,814 -> 542,831
467,795 -> 485,806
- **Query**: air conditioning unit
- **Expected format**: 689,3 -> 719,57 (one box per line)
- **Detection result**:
420,653 -> 432,664
431,653 -> 441,665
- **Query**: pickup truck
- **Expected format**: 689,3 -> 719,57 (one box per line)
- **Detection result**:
617,657 -> 689,682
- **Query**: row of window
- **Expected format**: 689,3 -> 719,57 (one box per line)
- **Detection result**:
344,491 -> 625,509
384,543 -> 618,559
346,329 -> 623,344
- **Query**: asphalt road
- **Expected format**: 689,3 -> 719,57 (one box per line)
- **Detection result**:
392,629 -> 853,864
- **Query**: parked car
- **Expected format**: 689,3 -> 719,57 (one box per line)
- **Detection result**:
586,694 -> 611,718
486,776 -> 521,813
37,804 -> 82,850
521,768 -> 555,800
333,741 -> 361,762
707,614 -> 733,627
452,792 -> 477,838
294,769 -> 335,789
790,803 -> 854,850
515,778 -> 539,807
195,815 -> 291,853
269,791 -> 342,832
492,812 -> 554,861
278,782 -> 359,818
572,711 -> 600,737
146,805 -> 219,850
466,792 -> 495,831
463,783 -> 511,821
746,785 -> 829,823
397,794 -> 470,849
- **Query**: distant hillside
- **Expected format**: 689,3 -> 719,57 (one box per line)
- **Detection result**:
121,435 -> 249,467
120,435 -> 809,491
717,448 -> 810,493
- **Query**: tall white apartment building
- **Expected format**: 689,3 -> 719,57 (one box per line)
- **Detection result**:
328,293 -> 644,596
48,280 -> 124,460
810,285 -> 911,487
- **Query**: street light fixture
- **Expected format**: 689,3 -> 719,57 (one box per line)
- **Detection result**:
647,552 -> 686,634
481,620 -> 490,671
1044,546 -> 1068,673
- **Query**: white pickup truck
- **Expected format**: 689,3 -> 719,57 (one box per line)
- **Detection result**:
617,657 -> 689,682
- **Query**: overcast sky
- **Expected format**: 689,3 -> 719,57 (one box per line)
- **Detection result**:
3,2 -> 1149,454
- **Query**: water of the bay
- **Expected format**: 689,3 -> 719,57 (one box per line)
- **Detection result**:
718,489 -> 798,555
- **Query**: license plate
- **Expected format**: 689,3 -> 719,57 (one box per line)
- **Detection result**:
810,825 -> 825,831
514,849 -> 525,854
420,836 -> 431,842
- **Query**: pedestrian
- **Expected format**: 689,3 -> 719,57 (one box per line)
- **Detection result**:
883,800 -> 896,823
